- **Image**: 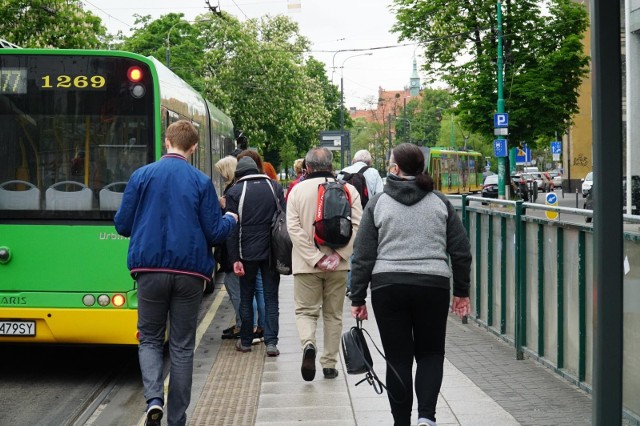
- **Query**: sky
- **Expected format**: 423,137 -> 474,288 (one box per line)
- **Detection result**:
83,0 -> 420,109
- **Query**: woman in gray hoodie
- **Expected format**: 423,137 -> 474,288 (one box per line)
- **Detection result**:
349,143 -> 472,426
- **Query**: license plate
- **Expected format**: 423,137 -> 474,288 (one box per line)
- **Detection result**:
0,320 -> 36,336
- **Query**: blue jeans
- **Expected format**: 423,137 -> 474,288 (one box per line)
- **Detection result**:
224,272 -> 241,328
254,270 -> 265,329
239,260 -> 279,347
224,271 -> 264,329
136,272 -> 204,426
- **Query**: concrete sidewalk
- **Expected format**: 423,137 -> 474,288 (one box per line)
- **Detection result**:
188,274 -> 593,425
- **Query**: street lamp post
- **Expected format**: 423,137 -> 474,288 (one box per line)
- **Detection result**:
166,22 -> 183,68
339,52 -> 372,168
396,117 -> 412,144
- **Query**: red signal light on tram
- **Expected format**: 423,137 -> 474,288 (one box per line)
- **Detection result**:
112,294 -> 126,307
127,66 -> 144,83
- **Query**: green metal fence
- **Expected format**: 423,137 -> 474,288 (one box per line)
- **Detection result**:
452,195 -> 640,424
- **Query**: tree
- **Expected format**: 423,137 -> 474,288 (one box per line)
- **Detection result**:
0,0 -> 107,48
391,0 -> 589,149
198,13 -> 331,169
120,13 -> 207,92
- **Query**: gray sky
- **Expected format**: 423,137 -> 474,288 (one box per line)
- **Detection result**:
84,0 -> 421,109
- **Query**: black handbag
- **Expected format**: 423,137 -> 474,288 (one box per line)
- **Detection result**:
341,319 -> 387,395
341,319 -> 408,400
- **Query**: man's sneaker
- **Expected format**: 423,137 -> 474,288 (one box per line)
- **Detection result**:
235,340 -> 251,353
417,418 -> 436,426
266,344 -> 280,357
145,399 -> 163,426
301,343 -> 316,381
221,326 -> 240,339
323,368 -> 339,379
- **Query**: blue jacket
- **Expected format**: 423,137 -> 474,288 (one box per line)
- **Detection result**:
114,153 -> 236,281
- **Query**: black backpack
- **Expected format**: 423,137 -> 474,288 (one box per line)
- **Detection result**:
340,165 -> 369,208
313,179 -> 353,248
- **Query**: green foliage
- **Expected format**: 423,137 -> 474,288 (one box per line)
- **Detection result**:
392,0 -> 589,149
120,13 -> 207,92
0,0 -> 107,48
197,13 -> 331,169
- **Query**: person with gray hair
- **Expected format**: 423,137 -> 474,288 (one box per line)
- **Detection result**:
338,149 -> 384,199
286,147 -> 363,381
337,149 -> 384,296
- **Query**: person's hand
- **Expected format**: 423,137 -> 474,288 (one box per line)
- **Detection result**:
451,296 -> 471,318
219,196 -> 226,209
316,253 -> 339,271
233,261 -> 245,276
351,305 -> 368,320
225,212 -> 238,223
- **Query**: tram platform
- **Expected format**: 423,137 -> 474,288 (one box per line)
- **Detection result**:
182,274 -> 593,426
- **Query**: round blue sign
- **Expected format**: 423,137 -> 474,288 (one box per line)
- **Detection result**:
546,193 -> 557,204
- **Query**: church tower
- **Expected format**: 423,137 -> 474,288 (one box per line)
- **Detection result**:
409,56 -> 420,96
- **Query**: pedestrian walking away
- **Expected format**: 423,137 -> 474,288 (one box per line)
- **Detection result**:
337,149 -> 384,297
287,147 -> 363,381
114,120 -> 238,426
349,143 -> 472,426
225,153 -> 286,357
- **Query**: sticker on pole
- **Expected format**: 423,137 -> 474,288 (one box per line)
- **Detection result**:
545,192 -> 558,220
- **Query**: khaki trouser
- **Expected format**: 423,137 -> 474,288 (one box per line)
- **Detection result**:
293,271 -> 347,368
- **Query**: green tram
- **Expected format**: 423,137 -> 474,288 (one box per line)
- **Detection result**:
0,49 -> 234,344
421,147 -> 483,194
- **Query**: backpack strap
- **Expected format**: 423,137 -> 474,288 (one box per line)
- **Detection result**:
357,165 -> 369,174
237,174 -> 274,259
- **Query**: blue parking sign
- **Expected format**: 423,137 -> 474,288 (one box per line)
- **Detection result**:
493,139 -> 507,157
494,113 -> 509,128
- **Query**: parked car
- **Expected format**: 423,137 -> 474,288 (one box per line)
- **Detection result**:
581,171 -> 593,197
481,174 -> 499,199
549,171 -> 562,188
510,174 -> 531,201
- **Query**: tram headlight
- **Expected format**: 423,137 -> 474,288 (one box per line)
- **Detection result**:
82,294 -> 96,306
130,84 -> 146,98
97,294 -> 110,307
112,294 -> 126,307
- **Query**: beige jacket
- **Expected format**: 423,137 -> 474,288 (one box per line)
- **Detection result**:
286,173 -> 362,274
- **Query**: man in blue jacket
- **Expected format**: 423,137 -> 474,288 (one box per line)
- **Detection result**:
114,120 -> 237,426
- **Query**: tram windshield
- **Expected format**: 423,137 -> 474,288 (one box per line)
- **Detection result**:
0,54 -> 154,219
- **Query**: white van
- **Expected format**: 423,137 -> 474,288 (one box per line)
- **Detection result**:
524,166 -> 539,174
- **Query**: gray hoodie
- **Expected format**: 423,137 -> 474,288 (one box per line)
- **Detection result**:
349,174 -> 472,306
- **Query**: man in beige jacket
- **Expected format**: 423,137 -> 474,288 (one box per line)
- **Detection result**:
286,147 -> 362,381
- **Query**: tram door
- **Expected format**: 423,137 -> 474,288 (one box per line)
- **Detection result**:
431,158 -> 442,191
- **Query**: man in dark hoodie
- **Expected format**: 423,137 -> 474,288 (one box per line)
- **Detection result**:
349,143 -> 471,426
225,155 -> 286,356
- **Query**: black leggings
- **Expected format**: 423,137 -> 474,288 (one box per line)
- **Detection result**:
372,285 -> 450,426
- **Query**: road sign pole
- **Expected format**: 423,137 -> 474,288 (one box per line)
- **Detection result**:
496,0 -> 506,199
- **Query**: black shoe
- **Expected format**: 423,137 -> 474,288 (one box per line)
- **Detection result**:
323,368 -> 339,379
222,326 -> 235,335
144,399 -> 163,426
301,343 -> 316,381
221,326 -> 240,339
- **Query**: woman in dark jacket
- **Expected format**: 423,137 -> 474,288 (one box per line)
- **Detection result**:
350,143 -> 472,426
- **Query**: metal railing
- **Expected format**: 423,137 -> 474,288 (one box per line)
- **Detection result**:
451,195 -> 640,424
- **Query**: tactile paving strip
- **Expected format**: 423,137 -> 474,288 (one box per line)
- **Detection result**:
189,340 -> 265,425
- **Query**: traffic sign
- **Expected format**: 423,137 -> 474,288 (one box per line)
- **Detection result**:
545,192 -> 559,220
515,146 -> 532,164
494,113 -> 509,128
493,139 -> 507,157
551,141 -> 562,155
